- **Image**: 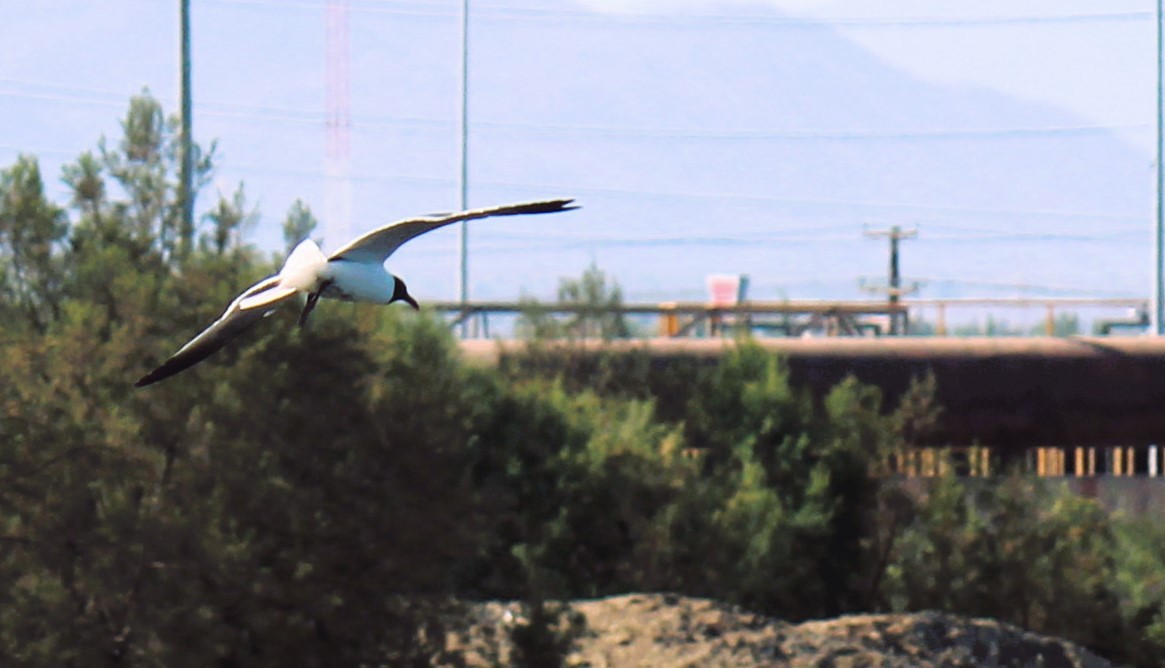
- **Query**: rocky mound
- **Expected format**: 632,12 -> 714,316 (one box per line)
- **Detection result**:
459,593 -> 1111,667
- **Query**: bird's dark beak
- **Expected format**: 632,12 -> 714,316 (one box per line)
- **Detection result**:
391,276 -> 420,311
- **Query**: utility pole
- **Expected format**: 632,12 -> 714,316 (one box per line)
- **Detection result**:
179,0 -> 194,259
324,0 -> 352,248
457,0 -> 470,337
1155,0 -> 1164,334
863,225 -> 918,335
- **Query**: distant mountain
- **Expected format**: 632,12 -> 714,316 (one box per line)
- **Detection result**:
408,3 -> 1150,303
4,1 -> 1151,306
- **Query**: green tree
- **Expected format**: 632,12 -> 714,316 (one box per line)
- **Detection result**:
884,475 -> 1133,661
0,155 -> 67,332
0,94 -> 482,666
953,314 -> 1024,336
281,198 -> 319,256
620,343 -> 893,620
1113,519 -> 1165,666
98,91 -> 214,263
1031,312 -> 1081,336
518,262 -> 631,340
8,89 -> 1165,668
692,355 -> 888,618
201,183 -> 256,257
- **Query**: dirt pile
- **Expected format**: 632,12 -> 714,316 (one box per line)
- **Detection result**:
459,593 -> 1111,667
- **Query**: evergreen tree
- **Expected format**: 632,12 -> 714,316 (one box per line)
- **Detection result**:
0,155 -> 67,332
281,198 -> 319,256
517,262 -> 630,340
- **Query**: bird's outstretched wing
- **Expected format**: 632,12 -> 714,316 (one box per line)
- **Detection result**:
135,275 -> 298,388
328,198 -> 578,263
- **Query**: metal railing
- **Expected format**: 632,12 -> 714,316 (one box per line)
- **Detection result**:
426,297 -> 1147,338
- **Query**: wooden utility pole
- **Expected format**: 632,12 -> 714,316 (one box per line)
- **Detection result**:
863,225 -> 918,335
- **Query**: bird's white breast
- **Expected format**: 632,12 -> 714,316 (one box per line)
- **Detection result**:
321,260 -> 395,303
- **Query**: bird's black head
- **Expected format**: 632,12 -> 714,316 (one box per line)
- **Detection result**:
391,275 -> 419,310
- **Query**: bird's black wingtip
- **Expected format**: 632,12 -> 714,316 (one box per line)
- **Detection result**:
134,361 -> 178,388
527,198 -> 579,214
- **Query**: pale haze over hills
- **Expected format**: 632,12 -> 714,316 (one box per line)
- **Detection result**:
0,0 -> 1155,312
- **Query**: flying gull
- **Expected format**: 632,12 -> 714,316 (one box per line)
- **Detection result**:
135,198 -> 577,387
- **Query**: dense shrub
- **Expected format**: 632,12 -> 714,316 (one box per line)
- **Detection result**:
883,475 -> 1134,659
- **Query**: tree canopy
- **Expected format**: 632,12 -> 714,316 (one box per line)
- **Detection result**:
1,94 -> 1163,667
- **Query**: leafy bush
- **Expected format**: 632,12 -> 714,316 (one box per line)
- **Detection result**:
882,474 -> 1159,665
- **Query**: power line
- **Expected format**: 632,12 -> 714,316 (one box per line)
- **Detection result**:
201,0 -> 1154,30
0,88 -> 128,109
472,8 -> 1156,30
230,167 -> 1153,225
377,231 -> 1151,258
5,79 -> 1146,142
923,221 -> 1148,235
472,180 -> 1148,222
918,277 -> 1143,298
201,0 -> 454,18
0,140 -> 1147,229
473,120 -> 1152,142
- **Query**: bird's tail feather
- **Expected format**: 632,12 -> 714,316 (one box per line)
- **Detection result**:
282,238 -> 327,272
278,238 -> 328,292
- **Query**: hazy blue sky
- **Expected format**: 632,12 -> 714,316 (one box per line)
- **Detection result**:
0,0 -> 1158,321
585,0 -> 1155,147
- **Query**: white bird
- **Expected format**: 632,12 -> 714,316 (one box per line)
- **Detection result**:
135,198 -> 577,387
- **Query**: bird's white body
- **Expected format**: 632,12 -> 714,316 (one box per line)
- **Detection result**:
136,198 -> 577,387
319,256 -> 397,303
236,238 -> 398,311
280,238 -> 398,303
278,238 -> 329,293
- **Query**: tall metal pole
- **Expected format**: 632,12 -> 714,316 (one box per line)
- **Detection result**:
179,0 -> 194,259
325,0 -> 352,247
1155,0 -> 1164,334
457,0 -> 470,337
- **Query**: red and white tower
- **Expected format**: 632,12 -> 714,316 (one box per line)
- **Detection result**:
324,0 -> 352,246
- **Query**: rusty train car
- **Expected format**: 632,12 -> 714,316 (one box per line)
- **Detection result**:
461,336 -> 1165,452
